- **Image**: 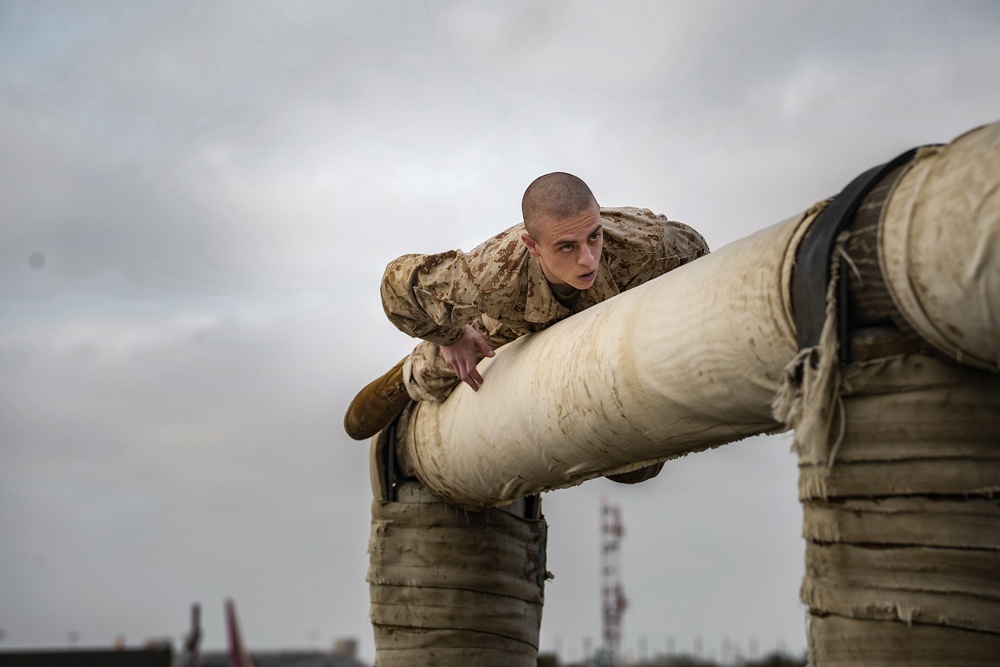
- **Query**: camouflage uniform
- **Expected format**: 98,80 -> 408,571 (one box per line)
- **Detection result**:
382,207 -> 709,402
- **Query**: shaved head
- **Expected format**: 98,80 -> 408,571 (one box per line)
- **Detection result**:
521,172 -> 598,239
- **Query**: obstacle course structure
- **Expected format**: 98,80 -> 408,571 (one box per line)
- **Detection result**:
367,121 -> 1000,666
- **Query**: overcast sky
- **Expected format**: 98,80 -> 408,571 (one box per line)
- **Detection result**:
1,0 -> 998,663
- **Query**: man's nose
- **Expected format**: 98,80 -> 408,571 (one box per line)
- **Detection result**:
578,246 -> 593,266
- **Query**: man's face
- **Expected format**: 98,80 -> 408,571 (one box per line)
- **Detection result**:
521,203 -> 604,295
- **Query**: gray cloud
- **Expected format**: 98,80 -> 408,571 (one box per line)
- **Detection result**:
2,0 -> 1000,661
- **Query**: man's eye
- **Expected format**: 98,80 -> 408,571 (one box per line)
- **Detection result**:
561,244 -> 573,251
590,232 -> 601,241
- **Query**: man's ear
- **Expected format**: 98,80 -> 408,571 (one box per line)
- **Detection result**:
521,231 -> 541,258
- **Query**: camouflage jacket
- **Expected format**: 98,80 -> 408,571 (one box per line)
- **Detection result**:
381,207 -> 710,348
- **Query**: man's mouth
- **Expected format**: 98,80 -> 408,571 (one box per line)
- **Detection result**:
579,270 -> 597,282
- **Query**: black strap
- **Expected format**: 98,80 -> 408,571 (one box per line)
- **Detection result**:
792,147 -> 924,352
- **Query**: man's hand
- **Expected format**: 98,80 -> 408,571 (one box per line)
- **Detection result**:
440,325 -> 495,392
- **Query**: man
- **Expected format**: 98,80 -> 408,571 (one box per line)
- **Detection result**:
344,173 -> 708,481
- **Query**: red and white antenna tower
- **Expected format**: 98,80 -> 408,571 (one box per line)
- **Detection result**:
600,497 -> 627,666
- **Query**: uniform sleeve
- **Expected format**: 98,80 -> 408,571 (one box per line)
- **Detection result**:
380,250 -> 485,347
622,215 -> 710,291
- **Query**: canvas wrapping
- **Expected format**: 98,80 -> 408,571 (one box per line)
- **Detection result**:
367,481 -> 546,667
774,123 -> 1000,665
879,123 -> 1000,372
796,353 -> 1000,666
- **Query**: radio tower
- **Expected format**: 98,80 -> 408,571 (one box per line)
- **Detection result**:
599,497 -> 626,666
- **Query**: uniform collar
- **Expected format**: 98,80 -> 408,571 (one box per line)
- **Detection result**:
524,255 -> 619,323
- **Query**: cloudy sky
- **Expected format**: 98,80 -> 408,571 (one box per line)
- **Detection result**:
1,0 -> 998,662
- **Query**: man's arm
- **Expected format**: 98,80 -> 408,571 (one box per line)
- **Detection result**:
603,207 -> 710,292
381,248 -> 501,391
645,217 -> 709,285
381,249 -> 484,347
